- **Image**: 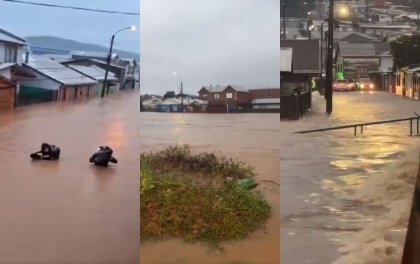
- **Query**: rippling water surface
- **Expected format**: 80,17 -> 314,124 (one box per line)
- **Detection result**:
0,92 -> 139,263
281,92 -> 420,264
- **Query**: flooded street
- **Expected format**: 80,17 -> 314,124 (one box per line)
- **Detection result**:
0,92 -> 139,263
140,113 -> 280,264
281,92 -> 420,264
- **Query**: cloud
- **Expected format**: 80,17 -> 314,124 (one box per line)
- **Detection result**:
140,0 -> 280,95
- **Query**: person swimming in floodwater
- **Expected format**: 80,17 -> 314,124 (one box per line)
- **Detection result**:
30,143 -> 61,160
89,146 -> 118,167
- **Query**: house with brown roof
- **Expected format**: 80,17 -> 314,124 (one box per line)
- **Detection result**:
198,85 -> 252,113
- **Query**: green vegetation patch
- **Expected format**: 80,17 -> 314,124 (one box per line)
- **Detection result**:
140,145 -> 271,246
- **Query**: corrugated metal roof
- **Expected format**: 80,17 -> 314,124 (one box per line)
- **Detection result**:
339,42 -> 390,57
0,29 -> 26,45
25,55 -> 97,85
66,64 -> 119,81
281,48 -> 292,72
0,63 -> 16,70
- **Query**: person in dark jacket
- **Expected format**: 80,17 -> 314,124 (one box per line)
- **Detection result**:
30,143 -> 61,160
89,146 -> 118,167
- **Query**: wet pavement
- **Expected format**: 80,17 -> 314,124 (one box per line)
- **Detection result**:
0,92 -> 139,263
140,113 -> 280,264
281,91 -> 420,264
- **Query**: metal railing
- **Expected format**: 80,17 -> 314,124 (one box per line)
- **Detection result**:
295,113 -> 420,136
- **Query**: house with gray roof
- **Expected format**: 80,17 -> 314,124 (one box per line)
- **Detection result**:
19,55 -> 97,105
66,64 -> 120,96
336,42 -> 390,77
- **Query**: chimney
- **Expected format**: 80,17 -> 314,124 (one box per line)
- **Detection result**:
25,51 -> 29,63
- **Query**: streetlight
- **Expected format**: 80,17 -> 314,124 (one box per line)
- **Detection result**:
173,71 -> 184,112
101,25 -> 136,98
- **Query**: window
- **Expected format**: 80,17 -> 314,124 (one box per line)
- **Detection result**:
226,92 -> 233,99
268,93 -> 272,97
202,93 -> 208,98
213,93 -> 220,99
4,45 -> 17,63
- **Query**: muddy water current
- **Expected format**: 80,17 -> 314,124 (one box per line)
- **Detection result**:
140,113 -> 280,264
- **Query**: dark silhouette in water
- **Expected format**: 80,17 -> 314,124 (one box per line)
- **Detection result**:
30,143 -> 61,160
89,146 -> 118,167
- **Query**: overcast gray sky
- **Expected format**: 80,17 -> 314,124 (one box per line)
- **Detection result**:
0,0 -> 139,52
140,0 -> 280,95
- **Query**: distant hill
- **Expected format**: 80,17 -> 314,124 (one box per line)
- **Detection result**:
25,36 -> 139,60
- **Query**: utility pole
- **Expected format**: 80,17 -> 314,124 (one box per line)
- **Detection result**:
320,22 -> 324,77
101,35 -> 114,98
325,0 -> 334,114
180,81 -> 184,112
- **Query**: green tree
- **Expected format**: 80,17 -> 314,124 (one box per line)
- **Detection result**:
390,34 -> 420,68
163,91 -> 176,100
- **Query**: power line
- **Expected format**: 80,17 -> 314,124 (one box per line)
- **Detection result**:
0,0 -> 140,16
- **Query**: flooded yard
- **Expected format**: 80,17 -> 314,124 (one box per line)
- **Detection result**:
140,113 -> 280,264
0,92 -> 139,263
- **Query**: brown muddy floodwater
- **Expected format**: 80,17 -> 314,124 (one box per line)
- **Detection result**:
0,92 -> 139,263
140,113 -> 280,264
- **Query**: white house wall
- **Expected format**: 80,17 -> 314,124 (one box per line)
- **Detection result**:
20,70 -> 60,91
0,42 -> 24,64
0,43 -> 4,62
16,47 -> 23,65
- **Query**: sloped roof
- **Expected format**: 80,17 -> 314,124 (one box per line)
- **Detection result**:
338,32 -> 380,43
280,39 -> 320,73
66,64 -> 119,81
201,85 -> 249,93
24,55 -> 97,85
338,42 -> 390,57
0,28 -> 26,45
159,97 -> 207,105
0,63 -> 16,70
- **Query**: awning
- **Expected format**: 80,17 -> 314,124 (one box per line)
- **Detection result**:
11,64 -> 37,80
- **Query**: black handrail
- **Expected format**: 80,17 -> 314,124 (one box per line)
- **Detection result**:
295,113 -> 420,136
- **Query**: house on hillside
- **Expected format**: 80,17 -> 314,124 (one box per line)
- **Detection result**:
66,64 -> 120,96
198,85 -> 251,113
20,55 -> 97,105
0,28 -> 37,109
